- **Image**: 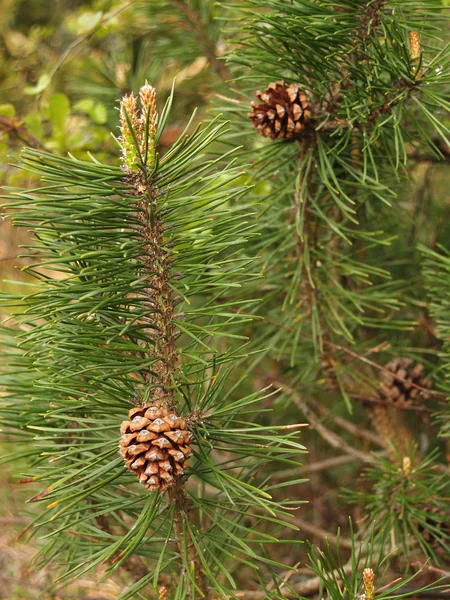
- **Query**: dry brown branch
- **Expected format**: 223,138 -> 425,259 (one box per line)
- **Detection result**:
308,397 -> 383,446
293,517 -> 354,549
0,575 -> 112,600
350,394 -> 434,413
271,454 -> 360,481
0,116 -> 42,148
411,562 -> 450,579
235,560 -> 354,599
240,310 -> 446,402
272,379 -> 379,464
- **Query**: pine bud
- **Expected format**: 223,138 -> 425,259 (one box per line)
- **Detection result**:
402,456 -> 411,477
120,93 -> 141,174
139,84 -> 158,168
363,568 -> 375,600
159,586 -> 168,600
119,84 -> 158,174
409,31 -> 421,76
410,31 -> 421,61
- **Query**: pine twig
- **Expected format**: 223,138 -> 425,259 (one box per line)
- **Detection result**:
308,397 -> 383,446
0,116 -> 43,148
168,484 -> 209,597
119,85 -> 209,594
235,560 -> 355,599
272,379 -> 379,464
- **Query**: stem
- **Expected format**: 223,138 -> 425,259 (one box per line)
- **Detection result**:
133,176 -> 181,407
129,169 -> 208,595
168,483 -> 209,597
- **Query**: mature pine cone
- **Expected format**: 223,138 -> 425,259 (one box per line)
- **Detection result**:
379,358 -> 431,407
248,81 -> 310,140
120,405 -> 192,492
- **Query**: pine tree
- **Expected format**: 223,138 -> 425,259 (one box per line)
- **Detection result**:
1,0 -> 450,598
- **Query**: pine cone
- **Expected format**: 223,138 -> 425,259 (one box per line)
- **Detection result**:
120,405 -> 193,492
248,81 -> 310,139
379,358 -> 431,407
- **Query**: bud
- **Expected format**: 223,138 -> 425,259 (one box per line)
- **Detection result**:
120,93 -> 141,174
139,84 -> 158,168
363,568 -> 375,600
409,31 -> 421,76
402,456 -> 411,477
159,586 -> 168,600
119,85 -> 158,174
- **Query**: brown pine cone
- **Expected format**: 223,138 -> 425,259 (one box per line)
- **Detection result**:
120,405 -> 193,492
379,358 -> 431,407
248,81 -> 310,139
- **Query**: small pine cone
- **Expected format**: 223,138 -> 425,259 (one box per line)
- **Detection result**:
379,358 -> 431,407
248,81 -> 310,140
120,405 -> 193,492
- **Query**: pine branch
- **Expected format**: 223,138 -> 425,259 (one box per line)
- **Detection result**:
0,81 -> 308,597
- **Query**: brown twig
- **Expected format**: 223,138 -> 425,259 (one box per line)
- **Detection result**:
235,560 -> 355,599
272,379 -> 379,464
319,339 -> 446,402
411,562 -> 450,579
229,308 -> 447,403
349,394 -> 434,413
0,575 -> 111,600
271,454 -> 359,480
167,484 -> 209,597
293,517 -> 354,549
308,396 -> 383,446
0,116 -> 43,148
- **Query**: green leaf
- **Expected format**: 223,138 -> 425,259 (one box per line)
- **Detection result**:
24,73 -> 51,96
91,102 -> 108,125
0,103 -> 15,117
